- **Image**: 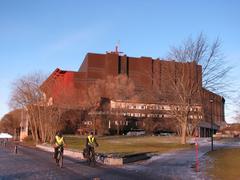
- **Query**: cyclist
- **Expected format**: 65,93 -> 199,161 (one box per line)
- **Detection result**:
53,131 -> 66,163
86,132 -> 99,159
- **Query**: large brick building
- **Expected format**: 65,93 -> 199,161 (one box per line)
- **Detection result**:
40,52 -> 225,136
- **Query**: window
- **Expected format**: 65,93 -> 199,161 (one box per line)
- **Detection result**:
141,113 -> 146,117
84,121 -> 92,125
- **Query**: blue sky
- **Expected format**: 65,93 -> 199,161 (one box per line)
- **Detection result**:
0,0 -> 240,122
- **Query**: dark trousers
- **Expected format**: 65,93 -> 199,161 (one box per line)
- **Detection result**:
86,145 -> 94,156
54,146 -> 64,159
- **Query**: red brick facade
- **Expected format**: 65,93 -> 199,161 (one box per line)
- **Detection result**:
41,52 -> 225,135
77,53 -> 203,94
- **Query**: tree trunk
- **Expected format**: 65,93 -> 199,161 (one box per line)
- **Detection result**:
181,119 -> 188,144
33,116 -> 39,144
38,105 -> 44,143
28,119 -> 36,141
117,124 -> 120,135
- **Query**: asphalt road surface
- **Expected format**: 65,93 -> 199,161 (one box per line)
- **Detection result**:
0,143 -> 161,180
2,139 -> 237,180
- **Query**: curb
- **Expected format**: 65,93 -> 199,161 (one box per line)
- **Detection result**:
36,144 -> 84,159
123,152 -> 150,163
36,144 -> 150,165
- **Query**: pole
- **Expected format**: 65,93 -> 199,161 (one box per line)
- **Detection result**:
195,129 -> 199,172
210,99 -> 213,151
14,145 -> 18,154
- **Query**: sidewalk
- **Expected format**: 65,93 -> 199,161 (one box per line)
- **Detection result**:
121,138 -> 240,180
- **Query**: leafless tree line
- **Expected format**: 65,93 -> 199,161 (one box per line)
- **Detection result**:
8,73 -> 66,143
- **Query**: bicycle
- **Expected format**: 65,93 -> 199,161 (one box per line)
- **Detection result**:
87,146 -> 96,166
56,146 -> 64,168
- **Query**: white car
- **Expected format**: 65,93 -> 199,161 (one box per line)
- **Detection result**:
126,129 -> 145,136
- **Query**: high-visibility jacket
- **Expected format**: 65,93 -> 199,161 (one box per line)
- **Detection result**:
55,135 -> 64,146
87,135 -> 95,145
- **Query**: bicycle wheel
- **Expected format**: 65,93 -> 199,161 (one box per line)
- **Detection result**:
56,152 -> 60,165
90,150 -> 96,166
58,152 -> 63,168
92,150 -> 96,165
87,151 -> 92,165
87,150 -> 91,166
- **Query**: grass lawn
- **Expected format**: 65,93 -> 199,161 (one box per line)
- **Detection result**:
207,148 -> 240,179
65,135 -> 192,156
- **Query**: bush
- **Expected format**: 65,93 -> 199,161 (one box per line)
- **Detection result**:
23,135 -> 33,142
108,128 -> 117,135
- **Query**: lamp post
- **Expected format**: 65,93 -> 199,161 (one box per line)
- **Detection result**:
210,99 -> 214,151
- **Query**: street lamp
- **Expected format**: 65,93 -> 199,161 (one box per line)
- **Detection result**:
210,99 -> 214,151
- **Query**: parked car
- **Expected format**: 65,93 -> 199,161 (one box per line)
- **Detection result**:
126,129 -> 145,136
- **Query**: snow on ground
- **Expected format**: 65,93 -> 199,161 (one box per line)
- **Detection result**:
121,138 -> 240,180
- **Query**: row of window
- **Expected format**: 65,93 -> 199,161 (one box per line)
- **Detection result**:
111,101 -> 201,112
87,111 -> 203,119
84,120 -> 130,126
111,102 -> 169,110
84,114 -> 203,128
122,113 -> 202,119
122,112 -> 167,118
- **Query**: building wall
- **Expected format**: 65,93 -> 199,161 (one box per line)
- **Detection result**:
41,69 -> 88,107
40,52 -> 225,132
202,88 -> 225,125
77,53 -> 202,95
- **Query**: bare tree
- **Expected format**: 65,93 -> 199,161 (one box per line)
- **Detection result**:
8,72 -> 64,143
233,94 -> 240,123
141,117 -> 159,134
0,110 -> 21,137
164,33 -> 230,144
150,61 -> 202,144
83,78 -> 104,135
84,74 -> 137,135
136,60 -> 201,143
168,33 -> 231,95
105,75 -> 137,135
9,72 -> 46,143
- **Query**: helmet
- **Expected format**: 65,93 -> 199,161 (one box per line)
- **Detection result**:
57,131 -> 62,137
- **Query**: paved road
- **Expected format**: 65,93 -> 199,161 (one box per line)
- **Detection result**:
0,143 -> 159,180
1,139 -> 239,180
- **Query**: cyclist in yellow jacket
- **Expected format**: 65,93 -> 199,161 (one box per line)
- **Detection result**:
53,131 -> 66,160
86,132 -> 99,157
